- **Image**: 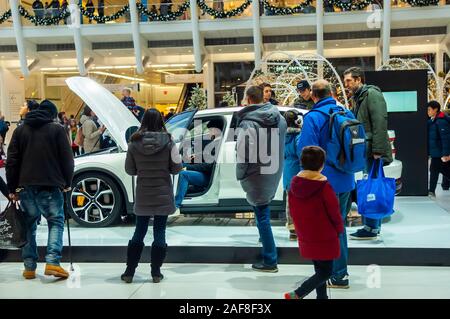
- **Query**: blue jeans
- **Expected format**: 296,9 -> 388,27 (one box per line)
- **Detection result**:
254,205 -> 277,266
332,192 -> 351,280
363,158 -> 382,232
175,170 -> 208,208
131,215 -> 168,248
20,186 -> 65,271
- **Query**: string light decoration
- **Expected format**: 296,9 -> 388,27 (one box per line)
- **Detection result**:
401,0 -> 439,6
262,0 -> 313,15
197,0 -> 252,19
0,10 -> 12,24
80,5 -> 129,23
136,2 -> 190,21
18,5 -> 70,25
326,0 -> 373,11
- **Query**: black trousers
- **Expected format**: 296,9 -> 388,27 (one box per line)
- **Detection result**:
295,260 -> 333,299
429,157 -> 450,193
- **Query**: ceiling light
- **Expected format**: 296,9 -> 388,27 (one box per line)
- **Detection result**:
426,39 -> 430,42
335,44 -> 339,47
188,50 -> 192,53
397,41 -> 401,44
54,54 -> 58,57
150,64 -> 190,68
218,48 -> 222,52
91,71 -> 146,82
362,42 -> 366,45
108,52 -> 112,55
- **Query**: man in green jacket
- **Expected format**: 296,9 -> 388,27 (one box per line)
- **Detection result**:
343,67 -> 393,240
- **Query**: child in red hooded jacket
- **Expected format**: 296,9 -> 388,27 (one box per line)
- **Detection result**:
284,146 -> 344,300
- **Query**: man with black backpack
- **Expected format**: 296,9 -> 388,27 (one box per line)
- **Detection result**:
6,100 -> 74,280
297,80 -> 365,289
343,67 -> 392,241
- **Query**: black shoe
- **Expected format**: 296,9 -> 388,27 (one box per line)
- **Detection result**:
121,241 -> 144,283
349,228 -> 378,240
251,263 -> 278,273
289,231 -> 297,241
151,243 -> 167,283
327,276 -> 349,289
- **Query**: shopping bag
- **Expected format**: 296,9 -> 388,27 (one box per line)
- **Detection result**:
356,159 -> 396,220
0,201 -> 28,249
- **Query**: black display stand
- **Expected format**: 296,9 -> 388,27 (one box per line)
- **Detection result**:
365,70 -> 428,196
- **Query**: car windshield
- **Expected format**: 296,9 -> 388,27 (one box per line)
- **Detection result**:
165,110 -> 196,143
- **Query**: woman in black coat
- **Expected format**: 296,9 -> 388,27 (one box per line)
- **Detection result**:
121,108 -> 182,284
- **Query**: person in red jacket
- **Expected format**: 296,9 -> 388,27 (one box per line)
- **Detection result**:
284,146 -> 344,299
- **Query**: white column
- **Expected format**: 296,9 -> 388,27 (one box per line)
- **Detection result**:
252,0 -> 262,70
375,40 -> 383,69
9,0 -> 29,77
190,0 -> 202,73
129,0 -> 144,74
69,0 -> 86,75
205,59 -> 215,108
382,0 -> 391,64
316,0 -> 324,57
316,0 -> 324,79
436,45 -> 445,103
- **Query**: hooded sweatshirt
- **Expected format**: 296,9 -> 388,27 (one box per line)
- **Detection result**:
6,109 -> 74,193
125,131 -> 182,216
288,170 -> 344,260
236,102 -> 287,206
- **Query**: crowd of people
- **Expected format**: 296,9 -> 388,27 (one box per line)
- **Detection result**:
1,66 -> 449,301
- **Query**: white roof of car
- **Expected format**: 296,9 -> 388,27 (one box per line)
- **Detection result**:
195,106 -> 301,116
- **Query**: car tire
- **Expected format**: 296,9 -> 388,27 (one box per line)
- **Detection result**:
68,172 -> 123,228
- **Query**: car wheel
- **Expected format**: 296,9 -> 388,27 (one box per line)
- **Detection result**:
68,173 -> 123,228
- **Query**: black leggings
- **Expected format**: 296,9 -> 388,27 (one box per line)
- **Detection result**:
295,260 -> 333,299
429,157 -> 450,193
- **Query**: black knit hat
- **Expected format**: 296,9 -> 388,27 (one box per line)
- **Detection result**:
39,100 -> 58,118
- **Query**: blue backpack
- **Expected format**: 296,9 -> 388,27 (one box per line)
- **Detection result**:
311,106 -> 367,174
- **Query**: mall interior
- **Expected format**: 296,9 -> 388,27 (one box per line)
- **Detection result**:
0,0 -> 450,300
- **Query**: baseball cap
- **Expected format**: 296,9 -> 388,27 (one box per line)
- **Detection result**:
297,80 -> 311,92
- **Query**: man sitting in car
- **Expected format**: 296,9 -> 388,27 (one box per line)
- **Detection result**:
174,119 -> 223,211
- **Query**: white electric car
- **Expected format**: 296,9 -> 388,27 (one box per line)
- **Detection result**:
66,77 -> 403,227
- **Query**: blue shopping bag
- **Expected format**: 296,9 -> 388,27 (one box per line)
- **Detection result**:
356,159 -> 396,220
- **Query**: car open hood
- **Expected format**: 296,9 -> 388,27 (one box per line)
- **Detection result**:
66,76 -> 140,151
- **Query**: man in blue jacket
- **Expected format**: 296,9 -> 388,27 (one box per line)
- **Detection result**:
427,100 -> 450,197
297,80 -> 355,289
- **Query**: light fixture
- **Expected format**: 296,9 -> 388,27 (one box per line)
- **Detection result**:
108,52 -> 112,55
426,39 -> 430,42
188,50 -> 192,53
362,42 -> 366,45
150,63 -> 191,68
91,71 -> 146,82
54,54 -> 58,57
1,56 -> 4,59
244,48 -> 247,51
335,44 -> 339,47
397,41 -> 401,44
218,48 -> 222,52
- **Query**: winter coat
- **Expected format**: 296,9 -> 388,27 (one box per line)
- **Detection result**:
428,112 -> 450,158
6,110 -> 74,193
289,170 -> 344,260
125,131 -> 182,216
353,84 -> 393,164
236,103 -> 287,206
283,128 -> 301,191
80,115 -> 102,153
294,96 -> 315,110
297,96 -> 355,194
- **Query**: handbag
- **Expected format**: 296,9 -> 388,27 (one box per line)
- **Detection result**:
356,159 -> 396,220
0,201 -> 28,250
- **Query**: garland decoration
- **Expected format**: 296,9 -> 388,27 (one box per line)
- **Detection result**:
0,10 -> 12,24
80,5 -> 129,23
197,0 -> 251,19
18,5 -> 70,25
326,0 -> 373,11
262,0 -> 313,15
136,2 -> 190,21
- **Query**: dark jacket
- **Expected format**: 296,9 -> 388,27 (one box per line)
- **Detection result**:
353,84 -> 393,164
289,171 -> 344,260
283,128 -> 301,191
125,131 -> 182,216
297,97 -> 355,194
428,112 -> 450,158
0,177 -> 8,198
294,96 -> 315,110
6,110 -> 74,193
183,138 -> 220,177
236,103 -> 287,206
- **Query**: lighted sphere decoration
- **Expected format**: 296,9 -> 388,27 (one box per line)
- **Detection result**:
378,58 -> 442,105
245,52 -> 348,107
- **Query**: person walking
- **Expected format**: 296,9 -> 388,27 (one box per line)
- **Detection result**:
80,106 -> 105,154
86,0 -> 95,23
282,110 -> 301,241
284,146 -> 344,299
343,67 -> 392,240
426,101 -> 450,197
121,109 -> 182,283
6,100 -> 74,280
297,80 -> 355,289
236,85 -> 287,273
